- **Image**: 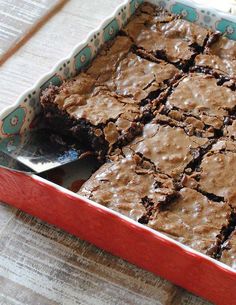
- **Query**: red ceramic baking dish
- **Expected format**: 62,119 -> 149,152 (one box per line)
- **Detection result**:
0,1 -> 236,303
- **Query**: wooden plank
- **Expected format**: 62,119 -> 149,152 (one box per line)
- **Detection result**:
0,203 -> 16,231
0,0 -> 68,65
0,208 -> 212,305
0,212 -> 180,305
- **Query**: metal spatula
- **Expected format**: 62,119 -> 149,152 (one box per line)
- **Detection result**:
0,129 -> 91,174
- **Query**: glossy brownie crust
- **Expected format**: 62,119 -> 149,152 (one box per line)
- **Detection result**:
41,34 -> 180,158
79,154 -> 178,223
41,77 -> 143,159
194,33 -> 236,79
221,230 -> 236,267
123,2 -> 210,70
41,2 -> 236,269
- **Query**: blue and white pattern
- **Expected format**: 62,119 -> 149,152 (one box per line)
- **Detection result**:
151,0 -> 236,34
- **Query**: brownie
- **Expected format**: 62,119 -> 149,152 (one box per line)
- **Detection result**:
41,35 -> 180,157
194,34 -> 236,79
103,52 -> 180,104
78,155 -> 177,222
220,230 -> 236,269
41,74 -> 142,158
197,139 -> 236,208
120,121 -> 209,178
88,31 -> 180,104
40,1 -> 236,269
124,3 -> 209,69
156,73 -> 236,132
148,187 -> 231,255
86,36 -> 133,83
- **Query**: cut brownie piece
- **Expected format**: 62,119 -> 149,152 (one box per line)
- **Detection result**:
124,4 -> 209,69
220,230 -> 236,269
158,73 -> 236,131
87,31 -> 180,105
104,52 -> 180,104
78,155 -> 177,222
198,139 -> 236,208
86,36 -> 133,83
41,35 -> 179,156
194,34 -> 236,79
41,74 -> 142,158
148,187 -> 231,255
121,121 -> 209,179
40,72 -> 95,132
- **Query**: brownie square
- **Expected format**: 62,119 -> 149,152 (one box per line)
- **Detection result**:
41,34 -> 180,157
41,73 -> 142,158
88,31 -> 180,104
158,73 -> 236,132
195,34 -> 236,79
197,139 -> 236,208
86,36 -> 133,83
220,230 -> 236,269
103,52 -> 179,104
124,4 -> 209,69
120,121 -> 208,179
148,187 -> 231,255
78,155 -> 177,223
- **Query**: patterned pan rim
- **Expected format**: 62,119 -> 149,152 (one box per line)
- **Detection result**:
0,0 -> 236,275
149,0 -> 236,23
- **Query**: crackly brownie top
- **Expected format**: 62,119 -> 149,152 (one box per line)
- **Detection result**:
195,35 -> 236,77
148,187 -> 231,254
198,139 -> 236,207
154,110 -> 216,138
87,36 -> 133,83
41,73 -> 143,147
165,73 -> 236,129
78,155 -> 176,221
122,122 -> 208,178
64,88 -> 139,125
67,88 -> 142,146
221,230 -> 236,269
42,72 -> 140,124
207,35 -> 236,60
105,52 -> 179,101
46,73 -> 96,109
124,6 -> 209,65
195,53 -> 236,78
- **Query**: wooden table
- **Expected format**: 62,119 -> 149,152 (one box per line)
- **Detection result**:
0,1 -> 212,304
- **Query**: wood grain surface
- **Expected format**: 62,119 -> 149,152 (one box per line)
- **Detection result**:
0,1 -> 212,304
0,0 -> 68,65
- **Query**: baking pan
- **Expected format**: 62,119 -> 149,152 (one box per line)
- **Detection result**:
0,1 -> 236,304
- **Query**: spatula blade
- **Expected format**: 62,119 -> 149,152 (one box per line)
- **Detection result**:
0,129 -> 90,173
